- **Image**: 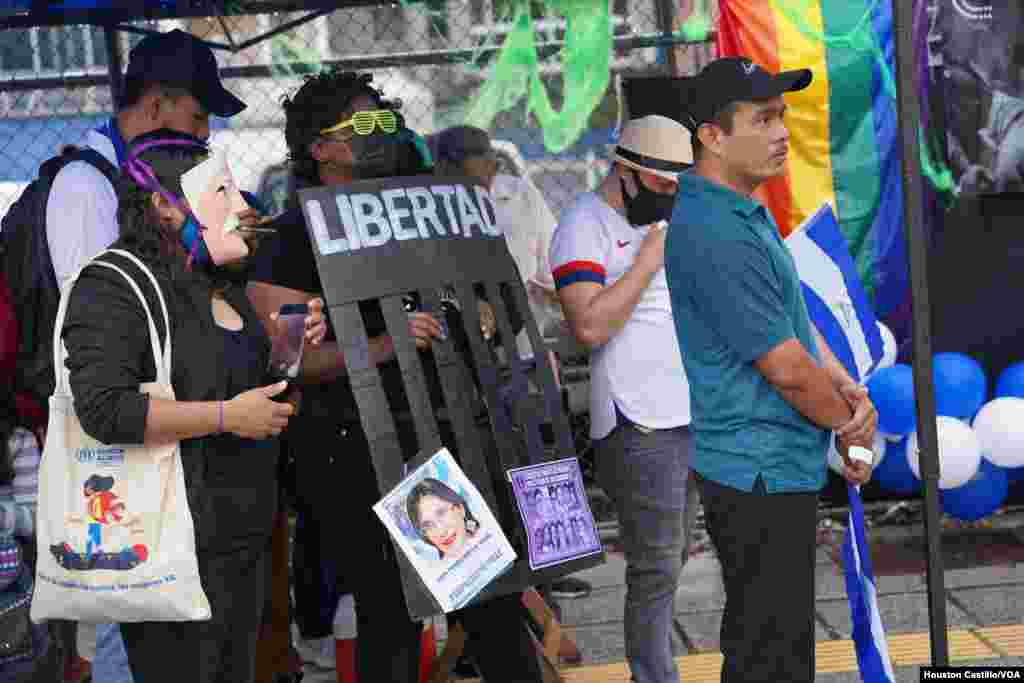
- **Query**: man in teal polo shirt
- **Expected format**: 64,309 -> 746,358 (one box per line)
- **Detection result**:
664,57 -> 877,682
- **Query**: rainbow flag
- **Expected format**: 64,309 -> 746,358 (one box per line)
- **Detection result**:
717,0 -> 907,320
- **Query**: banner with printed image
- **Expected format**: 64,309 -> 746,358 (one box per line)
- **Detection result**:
373,448 -> 516,614
508,458 -> 602,571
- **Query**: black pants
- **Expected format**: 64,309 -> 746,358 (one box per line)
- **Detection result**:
695,474 -> 818,683
349,532 -> 541,683
291,493 -> 341,640
121,542 -> 268,683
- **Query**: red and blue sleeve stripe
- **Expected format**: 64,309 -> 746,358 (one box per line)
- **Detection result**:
553,260 -> 607,289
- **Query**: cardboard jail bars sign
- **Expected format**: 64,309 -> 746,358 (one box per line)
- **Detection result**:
298,174 -> 605,619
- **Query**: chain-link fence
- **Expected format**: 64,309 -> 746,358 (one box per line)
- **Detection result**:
1,1 -> 717,219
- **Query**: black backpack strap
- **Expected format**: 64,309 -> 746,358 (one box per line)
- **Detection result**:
68,148 -> 119,187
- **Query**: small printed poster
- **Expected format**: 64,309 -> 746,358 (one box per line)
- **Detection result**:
373,448 -> 516,613
508,458 -> 602,571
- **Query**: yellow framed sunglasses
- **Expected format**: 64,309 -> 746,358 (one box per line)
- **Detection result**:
320,109 -> 399,137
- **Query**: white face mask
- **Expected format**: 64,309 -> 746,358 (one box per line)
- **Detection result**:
180,152 -> 249,265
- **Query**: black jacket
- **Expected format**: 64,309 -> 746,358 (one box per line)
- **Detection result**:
61,246 -> 277,549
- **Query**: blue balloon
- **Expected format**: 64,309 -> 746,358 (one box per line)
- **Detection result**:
940,459 -> 1008,522
867,364 -> 917,435
933,353 -> 987,420
873,438 -> 920,495
995,362 -> 1024,400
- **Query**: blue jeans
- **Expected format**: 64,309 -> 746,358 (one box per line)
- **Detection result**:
86,523 -> 102,556
93,623 -> 134,683
595,414 -> 694,683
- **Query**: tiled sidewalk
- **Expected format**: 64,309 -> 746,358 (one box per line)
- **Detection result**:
298,509 -> 1024,682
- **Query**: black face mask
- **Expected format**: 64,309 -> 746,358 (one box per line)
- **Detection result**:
620,169 -> 677,226
347,119 -> 433,181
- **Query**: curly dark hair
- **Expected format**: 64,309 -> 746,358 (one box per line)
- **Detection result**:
116,129 -> 209,279
282,70 -> 399,186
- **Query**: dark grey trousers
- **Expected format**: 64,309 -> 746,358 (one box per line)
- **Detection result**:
595,416 -> 695,683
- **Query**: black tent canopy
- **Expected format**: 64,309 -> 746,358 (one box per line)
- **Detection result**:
0,1 -> 377,28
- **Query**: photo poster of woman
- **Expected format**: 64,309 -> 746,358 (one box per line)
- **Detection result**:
372,448 -> 516,613
508,458 -> 602,571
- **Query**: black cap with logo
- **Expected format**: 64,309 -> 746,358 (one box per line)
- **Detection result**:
681,57 -> 812,132
125,29 -> 246,118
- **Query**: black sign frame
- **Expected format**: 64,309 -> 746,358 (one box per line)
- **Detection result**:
298,175 -> 605,618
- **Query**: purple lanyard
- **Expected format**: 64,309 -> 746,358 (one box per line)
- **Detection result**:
121,139 -> 209,265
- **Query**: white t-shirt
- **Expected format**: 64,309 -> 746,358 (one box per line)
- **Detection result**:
549,192 -> 690,439
491,174 -> 563,358
45,128 -> 120,290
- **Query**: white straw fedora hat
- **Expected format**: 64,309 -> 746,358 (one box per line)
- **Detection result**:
608,115 -> 693,182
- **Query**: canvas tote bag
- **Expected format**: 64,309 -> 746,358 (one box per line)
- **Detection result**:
31,249 -> 210,622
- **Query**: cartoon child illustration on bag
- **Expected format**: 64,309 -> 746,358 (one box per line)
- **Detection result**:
52,474 -> 148,571
82,475 -> 125,556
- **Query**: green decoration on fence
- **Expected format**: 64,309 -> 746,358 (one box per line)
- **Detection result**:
919,127 -> 955,196
465,0 -> 612,153
680,0 -> 713,42
270,31 -> 324,78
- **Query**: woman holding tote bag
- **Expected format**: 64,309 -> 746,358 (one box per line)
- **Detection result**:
56,130 -> 324,683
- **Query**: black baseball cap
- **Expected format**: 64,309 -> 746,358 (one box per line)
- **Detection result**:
125,29 -> 246,118
682,57 -> 812,132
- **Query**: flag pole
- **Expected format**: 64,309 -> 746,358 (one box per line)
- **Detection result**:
890,0 -> 949,665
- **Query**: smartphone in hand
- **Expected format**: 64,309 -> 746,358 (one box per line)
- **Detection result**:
269,303 -> 308,380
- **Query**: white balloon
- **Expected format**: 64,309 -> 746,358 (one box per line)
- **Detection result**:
972,397 -> 1024,468
906,416 -> 982,489
877,321 -> 898,369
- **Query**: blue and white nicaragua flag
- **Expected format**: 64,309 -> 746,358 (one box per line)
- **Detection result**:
784,202 -> 884,384
785,202 -> 895,682
842,483 -> 897,682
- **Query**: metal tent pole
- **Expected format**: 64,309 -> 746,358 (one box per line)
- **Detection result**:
656,0 -> 680,75
104,24 -> 123,111
890,0 -> 949,665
